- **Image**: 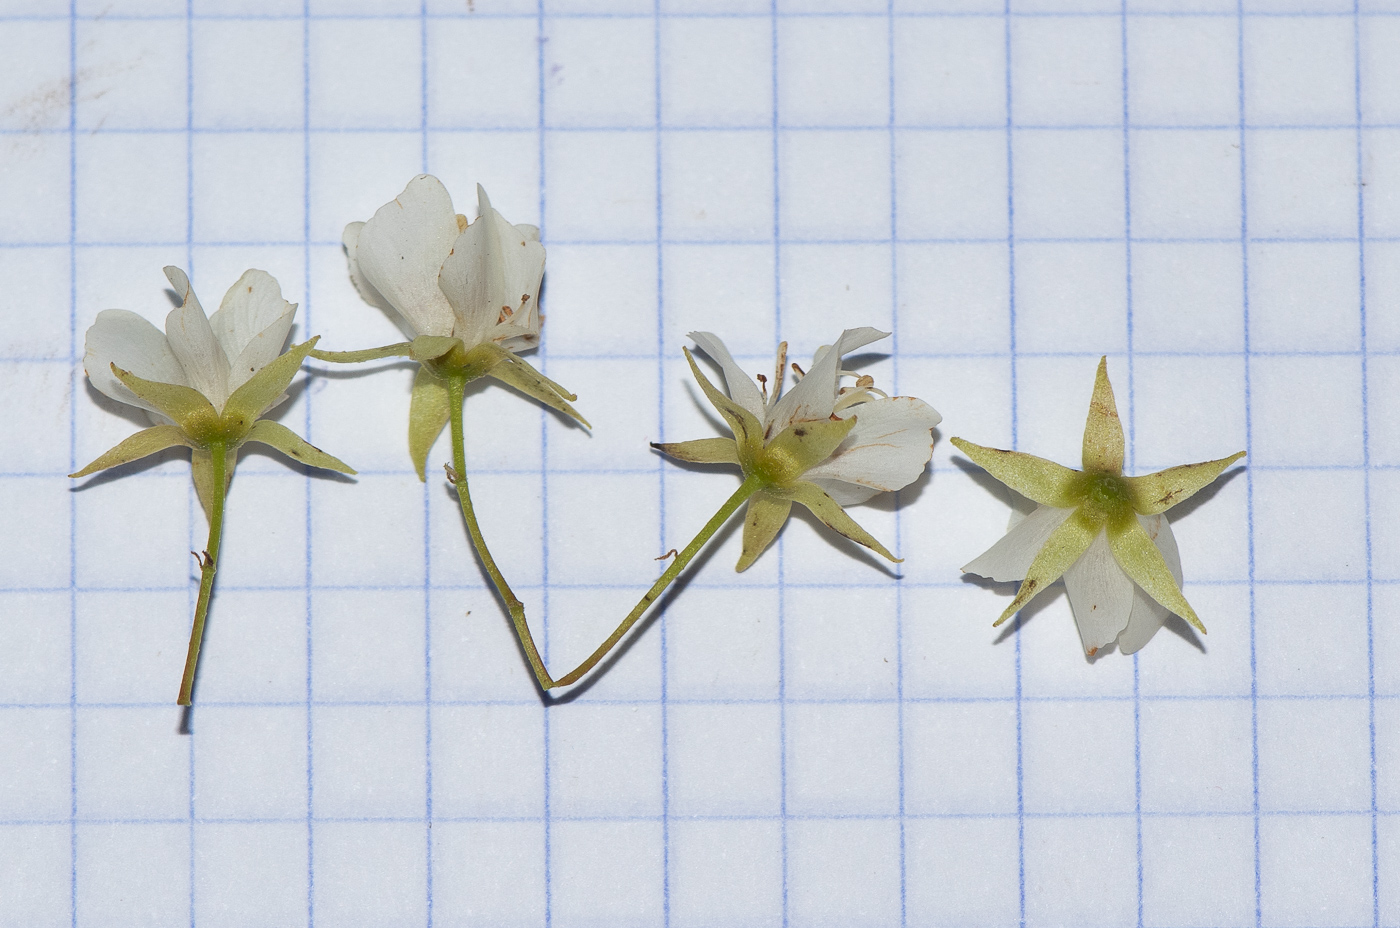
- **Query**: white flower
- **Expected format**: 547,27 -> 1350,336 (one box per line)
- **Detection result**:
344,174 -> 543,353
86,266 -> 295,420
337,175 -> 584,479
73,266 -> 353,514
953,357 -> 1244,656
655,329 -> 941,570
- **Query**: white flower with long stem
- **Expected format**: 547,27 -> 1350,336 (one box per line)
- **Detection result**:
953,357 -> 1244,656
72,266 -> 354,704
521,330 -> 942,690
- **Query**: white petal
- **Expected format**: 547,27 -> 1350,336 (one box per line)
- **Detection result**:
343,220 -> 417,340
1117,514 -> 1184,654
962,503 -> 1075,582
1063,530 -> 1136,655
767,327 -> 887,436
802,396 -> 941,498
438,185 -> 545,348
516,222 -> 541,243
211,269 -> 296,394
687,331 -> 766,423
352,175 -> 458,338
162,266 -> 230,409
84,309 -> 187,416
807,478 -> 881,507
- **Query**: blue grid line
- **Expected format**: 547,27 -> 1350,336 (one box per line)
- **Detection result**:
1352,0 -> 1381,922
22,119 -> 1400,133
888,2 -> 908,926
66,1 -> 78,925
1000,0 -> 1028,919
301,1 -> 316,922
183,1 -> 196,923
29,806 -> 1400,827
10,691 -> 1400,711
1119,0 -> 1146,916
15,232 -> 1400,247
1235,0 -> 1264,921
770,4 -> 791,924
8,7 -> 1400,20
653,2 -> 672,924
418,1 -> 434,922
35,575 -> 1397,594
536,3 -> 553,924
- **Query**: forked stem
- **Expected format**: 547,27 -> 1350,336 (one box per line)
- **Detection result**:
178,442 -> 227,706
446,375 -> 760,690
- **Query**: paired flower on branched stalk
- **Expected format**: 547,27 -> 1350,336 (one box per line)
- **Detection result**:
71,267 -> 354,704
954,358 -> 1244,656
314,173 -> 940,690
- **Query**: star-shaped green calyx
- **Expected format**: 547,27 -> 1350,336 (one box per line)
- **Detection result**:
952,357 -> 1244,640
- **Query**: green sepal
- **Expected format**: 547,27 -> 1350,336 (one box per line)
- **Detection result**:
777,480 -> 901,565
244,420 -> 355,475
191,446 -> 237,523
487,350 -> 590,429
1124,451 -> 1246,515
222,336 -> 319,428
736,491 -> 792,572
1082,356 -> 1125,474
950,437 -> 1080,509
651,437 -> 741,466
760,415 -> 857,486
993,509 -> 1098,627
111,365 -> 216,434
409,365 -> 452,481
70,425 -> 191,478
683,347 -> 763,459
1108,515 -> 1207,634
409,335 -> 463,363
309,342 -> 413,363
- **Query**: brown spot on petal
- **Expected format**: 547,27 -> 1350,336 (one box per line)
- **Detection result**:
1087,646 -> 1099,657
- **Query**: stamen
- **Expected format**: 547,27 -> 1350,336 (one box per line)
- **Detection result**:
756,373 -> 769,402
791,362 -> 805,379
772,342 -> 788,403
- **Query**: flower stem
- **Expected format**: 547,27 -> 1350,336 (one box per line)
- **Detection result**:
178,441 -> 228,706
550,473 -> 760,688
446,376 -> 761,690
309,343 -> 413,364
447,376 -> 552,686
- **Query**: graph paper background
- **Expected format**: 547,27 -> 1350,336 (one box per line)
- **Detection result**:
2,0 -> 1398,924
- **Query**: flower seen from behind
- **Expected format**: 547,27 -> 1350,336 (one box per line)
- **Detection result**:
72,265 -> 354,705
340,174 -> 586,479
73,265 -> 353,500
654,329 -> 941,571
952,357 -> 1244,656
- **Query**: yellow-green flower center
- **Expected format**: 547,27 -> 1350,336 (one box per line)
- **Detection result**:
184,408 -> 253,448
421,339 -> 506,383
1075,470 -> 1134,528
750,440 -> 806,487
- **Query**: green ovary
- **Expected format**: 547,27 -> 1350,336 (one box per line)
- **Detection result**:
185,410 -> 251,448
750,443 -> 806,489
1075,471 -> 1134,528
